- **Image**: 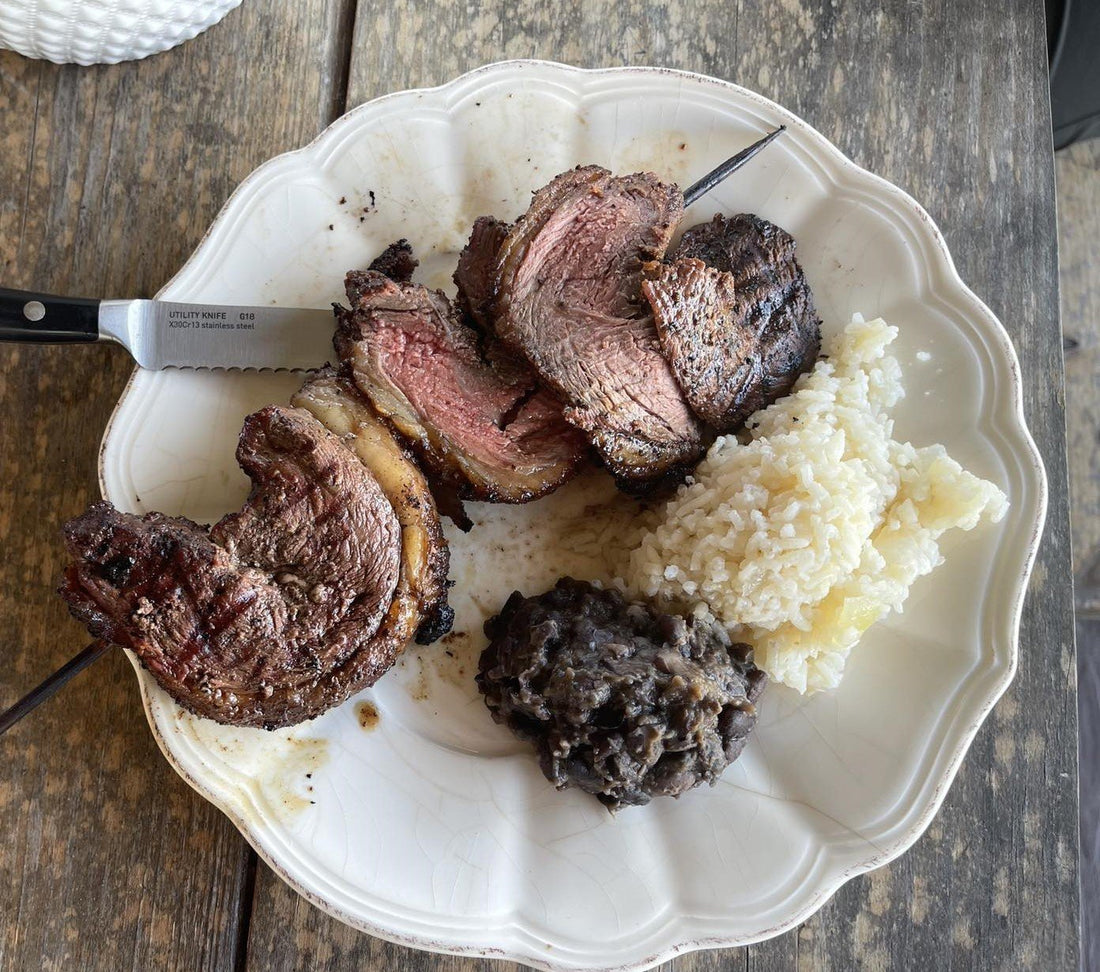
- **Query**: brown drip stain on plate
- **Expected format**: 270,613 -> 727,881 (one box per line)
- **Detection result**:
273,736 -> 329,815
356,700 -> 380,730
433,629 -> 474,686
397,653 -> 432,702
404,631 -> 477,702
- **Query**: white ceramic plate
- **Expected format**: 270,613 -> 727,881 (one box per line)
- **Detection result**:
98,61 -> 1046,971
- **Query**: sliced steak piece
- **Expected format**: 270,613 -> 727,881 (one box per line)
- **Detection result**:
454,216 -> 510,331
367,238 -> 418,284
493,166 -> 703,485
59,406 -> 403,729
453,217 -> 553,392
335,269 -> 588,504
291,369 -> 453,644
643,213 -> 821,430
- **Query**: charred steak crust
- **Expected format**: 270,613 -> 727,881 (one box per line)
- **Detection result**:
366,239 -> 419,285
644,213 -> 821,430
491,166 -> 704,485
476,578 -> 766,810
335,269 -> 588,504
59,406 -> 404,730
291,369 -> 453,647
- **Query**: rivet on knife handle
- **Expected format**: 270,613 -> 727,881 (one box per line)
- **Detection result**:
0,287 -> 101,343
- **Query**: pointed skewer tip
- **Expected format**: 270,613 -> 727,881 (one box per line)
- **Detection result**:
682,126 -> 788,207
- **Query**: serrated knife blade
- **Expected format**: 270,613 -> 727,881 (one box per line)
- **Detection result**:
2,130 -> 792,371
1,288 -> 337,371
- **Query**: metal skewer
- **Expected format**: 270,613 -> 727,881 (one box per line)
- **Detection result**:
682,125 -> 786,207
0,640 -> 111,736
0,129 -> 788,738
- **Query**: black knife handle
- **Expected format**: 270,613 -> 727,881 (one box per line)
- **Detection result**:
0,288 -> 100,343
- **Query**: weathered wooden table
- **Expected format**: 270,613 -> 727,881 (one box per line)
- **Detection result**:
0,1 -> 1079,968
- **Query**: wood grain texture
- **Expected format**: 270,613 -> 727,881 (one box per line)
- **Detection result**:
240,1 -> 1080,969
1077,618 -> 1099,972
1055,139 -> 1100,969
0,1 -> 355,969
1058,140 -> 1100,616
0,0 -> 1078,970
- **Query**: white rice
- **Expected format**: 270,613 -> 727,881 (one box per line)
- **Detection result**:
621,315 -> 1008,694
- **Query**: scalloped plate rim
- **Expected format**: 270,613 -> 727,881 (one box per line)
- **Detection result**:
96,60 -> 1047,972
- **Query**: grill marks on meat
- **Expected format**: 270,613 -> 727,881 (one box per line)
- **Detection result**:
291,369 -> 453,645
59,407 -> 404,729
492,166 -> 704,486
335,269 -> 587,504
643,214 -> 821,430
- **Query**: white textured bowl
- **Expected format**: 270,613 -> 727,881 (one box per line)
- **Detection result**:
0,0 -> 241,65
97,62 -> 1045,971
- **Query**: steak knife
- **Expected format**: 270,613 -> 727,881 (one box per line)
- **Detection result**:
0,287 -> 335,370
0,129 -> 789,374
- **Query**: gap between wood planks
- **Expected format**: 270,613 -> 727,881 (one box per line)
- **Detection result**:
234,2 -> 358,965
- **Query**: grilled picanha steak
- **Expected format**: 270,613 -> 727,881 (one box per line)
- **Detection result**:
291,369 -> 452,644
335,268 -> 588,503
454,216 -> 510,332
59,406 -> 407,729
642,213 -> 821,430
492,167 -> 704,486
477,578 -> 766,810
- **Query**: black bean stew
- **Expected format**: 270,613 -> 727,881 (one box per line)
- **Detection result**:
476,578 -> 766,811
